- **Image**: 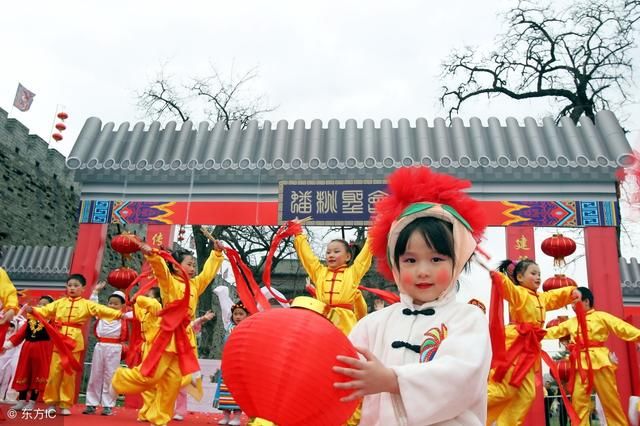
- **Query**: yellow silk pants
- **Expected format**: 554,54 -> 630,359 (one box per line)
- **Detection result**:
487,366 -> 536,426
43,351 -> 82,409
112,351 -> 182,426
571,367 -> 627,426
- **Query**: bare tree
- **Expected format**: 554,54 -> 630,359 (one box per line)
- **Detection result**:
440,0 -> 639,123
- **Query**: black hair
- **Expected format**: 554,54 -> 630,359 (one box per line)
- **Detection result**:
108,293 -> 126,304
148,287 -> 162,305
393,217 -> 456,269
577,287 -> 594,308
498,259 -> 538,286
327,239 -> 362,266
168,248 -> 194,274
67,274 -> 87,286
39,295 -> 54,304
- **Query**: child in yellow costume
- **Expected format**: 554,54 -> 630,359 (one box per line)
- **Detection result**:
30,274 -> 123,416
487,259 -> 580,426
0,267 -> 18,328
291,224 -> 372,335
112,242 -> 224,426
546,287 -> 640,426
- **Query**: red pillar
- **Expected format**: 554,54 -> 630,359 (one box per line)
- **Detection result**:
584,227 -> 632,415
505,227 -> 546,426
68,223 -> 108,404
627,315 -> 640,395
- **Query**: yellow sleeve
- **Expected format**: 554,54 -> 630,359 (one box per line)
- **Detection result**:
354,290 -> 368,320
0,268 -> 18,312
494,272 -> 530,309
348,237 -> 373,284
145,252 -> 173,296
293,234 -> 325,285
545,319 -> 574,340
87,300 -> 123,321
192,249 -> 224,296
135,296 -> 162,317
33,299 -> 60,320
600,311 -> 640,342
540,286 -> 577,311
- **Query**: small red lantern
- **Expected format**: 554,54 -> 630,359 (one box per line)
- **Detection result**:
542,274 -> 577,292
55,122 -> 67,131
541,234 -> 576,267
222,304 -> 359,426
557,358 -> 571,383
111,232 -> 140,256
57,111 -> 69,120
107,267 -> 138,290
52,133 -> 63,141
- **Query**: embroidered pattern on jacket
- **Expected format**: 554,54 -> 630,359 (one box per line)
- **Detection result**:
420,323 -> 448,363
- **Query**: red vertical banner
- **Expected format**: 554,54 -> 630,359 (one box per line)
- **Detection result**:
585,227 -> 632,415
627,315 -> 640,395
505,227 -> 545,426
506,227 -> 536,261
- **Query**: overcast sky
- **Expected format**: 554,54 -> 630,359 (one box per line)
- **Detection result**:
2,1 -> 639,326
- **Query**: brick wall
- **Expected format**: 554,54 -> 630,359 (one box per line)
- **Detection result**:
0,107 -> 79,246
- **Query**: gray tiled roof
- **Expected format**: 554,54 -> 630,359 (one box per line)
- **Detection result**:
620,257 -> 640,297
66,111 -> 632,188
1,245 -> 73,281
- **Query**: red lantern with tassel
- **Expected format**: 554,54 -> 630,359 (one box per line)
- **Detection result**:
221,299 -> 360,426
55,122 -> 67,131
542,274 -> 577,292
541,234 -> 576,267
57,111 -> 69,120
557,357 -> 571,383
111,232 -> 140,258
107,267 -> 139,290
52,133 -> 63,141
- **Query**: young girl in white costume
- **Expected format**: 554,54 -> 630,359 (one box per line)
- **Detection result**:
334,166 -> 492,426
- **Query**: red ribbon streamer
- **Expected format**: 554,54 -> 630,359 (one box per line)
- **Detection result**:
261,220 -> 302,305
542,351 -> 581,425
29,310 -> 81,373
489,271 -> 507,368
224,247 -> 271,314
357,286 -> 400,305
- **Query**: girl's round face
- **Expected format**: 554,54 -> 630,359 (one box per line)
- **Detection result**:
517,264 -> 541,291
396,229 -> 454,304
232,308 -> 248,325
181,255 -> 197,278
325,241 -> 351,269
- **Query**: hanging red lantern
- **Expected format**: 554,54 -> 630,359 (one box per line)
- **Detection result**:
55,122 -> 67,131
52,133 -> 63,141
541,234 -> 576,267
107,267 -> 138,290
542,274 -> 577,292
221,303 -> 359,426
111,232 -> 140,256
57,111 -> 69,120
557,357 -> 571,383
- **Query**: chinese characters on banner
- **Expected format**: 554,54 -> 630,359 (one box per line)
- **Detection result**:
280,181 -> 388,225
506,227 -> 536,261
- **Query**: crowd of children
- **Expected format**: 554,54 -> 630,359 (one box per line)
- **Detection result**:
1,166 -> 640,426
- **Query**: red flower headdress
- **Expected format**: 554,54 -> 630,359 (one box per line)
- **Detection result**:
369,167 -> 487,282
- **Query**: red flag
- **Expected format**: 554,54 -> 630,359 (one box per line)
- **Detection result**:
13,83 -> 36,112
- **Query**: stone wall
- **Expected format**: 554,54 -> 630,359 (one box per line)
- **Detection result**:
0,107 -> 79,246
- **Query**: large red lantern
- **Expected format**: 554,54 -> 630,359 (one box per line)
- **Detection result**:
541,234 -> 576,267
221,303 -> 360,426
107,267 -> 138,290
542,274 -> 577,292
110,232 -> 140,257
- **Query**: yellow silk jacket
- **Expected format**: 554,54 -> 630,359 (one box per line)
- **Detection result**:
134,296 -> 162,347
145,248 -> 223,352
494,272 -> 576,348
294,235 -> 372,334
34,296 -> 122,352
0,268 -> 19,313
546,309 -> 640,369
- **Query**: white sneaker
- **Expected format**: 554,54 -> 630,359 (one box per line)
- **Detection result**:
10,400 -> 27,410
228,417 -> 241,426
218,412 -> 230,425
173,414 -> 184,421
23,400 -> 36,411
46,405 -> 57,414
60,408 -> 72,416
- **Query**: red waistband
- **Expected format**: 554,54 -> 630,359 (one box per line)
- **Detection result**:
329,303 -> 354,310
57,322 -> 83,329
97,337 -> 123,344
